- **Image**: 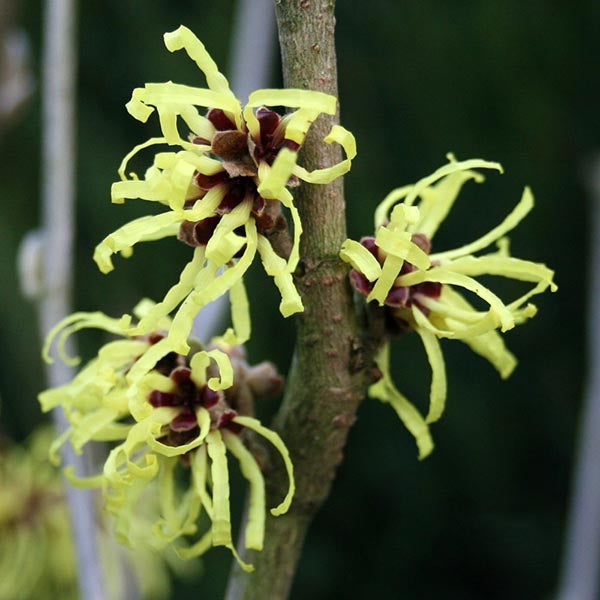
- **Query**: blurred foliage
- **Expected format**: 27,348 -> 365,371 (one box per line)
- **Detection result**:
0,0 -> 596,598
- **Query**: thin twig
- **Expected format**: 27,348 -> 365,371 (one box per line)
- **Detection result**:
556,156 -> 600,600
40,2 -> 106,598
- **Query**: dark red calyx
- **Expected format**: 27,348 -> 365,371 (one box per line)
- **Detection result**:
252,194 -> 266,216
178,217 -> 221,247
148,390 -> 179,408
218,410 -> 243,434
195,171 -> 228,190
192,136 -> 211,145
413,281 -> 442,299
202,386 -> 220,408
148,332 -> 165,345
208,108 -> 236,131
170,367 -> 192,385
256,107 -> 280,140
217,179 -> 248,213
350,270 -> 373,295
170,409 -> 198,432
360,236 -> 378,259
385,286 -> 410,307
281,139 -> 300,152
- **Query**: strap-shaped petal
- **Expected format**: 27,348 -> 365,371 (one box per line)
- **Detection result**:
369,344 -> 434,460
367,254 -> 404,306
397,267 -> 515,332
164,25 -> 236,98
232,415 -> 295,516
223,431 -> 266,551
133,247 -> 206,335
339,239 -> 382,282
293,125 -> 357,184
257,235 -> 303,317
430,187 -> 534,262
374,185 -> 412,230
167,221 -> 258,354
42,311 -> 131,365
437,286 -> 518,378
205,430 -> 232,547
416,168 -> 485,238
230,278 -> 251,344
244,89 -> 336,140
403,156 -> 503,208
416,329 -> 447,424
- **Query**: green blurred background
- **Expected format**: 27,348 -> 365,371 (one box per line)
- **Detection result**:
0,1 -> 595,598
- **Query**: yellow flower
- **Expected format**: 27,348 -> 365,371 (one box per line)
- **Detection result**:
39,301 -> 294,571
0,427 -> 185,600
94,25 -> 356,355
340,155 -> 556,459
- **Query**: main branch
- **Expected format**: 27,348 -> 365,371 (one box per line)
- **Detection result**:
225,2 -> 380,599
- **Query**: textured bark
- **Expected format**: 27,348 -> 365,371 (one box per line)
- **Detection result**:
224,2 -> 381,599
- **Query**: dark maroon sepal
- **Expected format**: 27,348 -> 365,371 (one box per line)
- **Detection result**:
385,286 -> 410,307
202,387 -> 220,408
148,332 -> 165,345
252,194 -> 266,216
218,410 -> 243,434
281,139 -> 300,152
217,184 -> 246,214
148,390 -> 179,408
360,236 -> 378,258
256,107 -> 280,140
195,171 -> 228,190
350,270 -> 373,296
207,108 -> 235,131
170,367 -> 192,385
414,281 -> 442,299
170,409 -> 198,432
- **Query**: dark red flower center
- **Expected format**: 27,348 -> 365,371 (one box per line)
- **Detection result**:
179,107 -> 299,249
349,233 -> 442,318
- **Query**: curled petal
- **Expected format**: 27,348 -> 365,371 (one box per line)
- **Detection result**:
257,235 -> 303,317
223,430 -> 266,551
416,329 -> 447,424
403,156 -> 503,209
369,344 -> 434,460
430,187 -> 534,262
205,430 -> 232,547
164,25 -> 236,98
232,415 -> 295,516
293,125 -> 357,184
339,239 -> 382,282
43,311 -> 131,365
397,267 -> 515,332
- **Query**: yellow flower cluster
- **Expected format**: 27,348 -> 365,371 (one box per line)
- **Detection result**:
94,25 -> 356,353
40,302 -> 294,571
0,428 -> 185,599
340,155 -> 556,458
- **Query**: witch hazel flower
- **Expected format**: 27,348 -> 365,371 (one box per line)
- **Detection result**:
38,301 -> 294,570
94,25 -> 356,355
340,155 -> 556,459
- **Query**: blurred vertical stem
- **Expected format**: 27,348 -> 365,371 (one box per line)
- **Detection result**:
556,157 -> 600,600
40,1 -> 106,599
225,1 -> 377,598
